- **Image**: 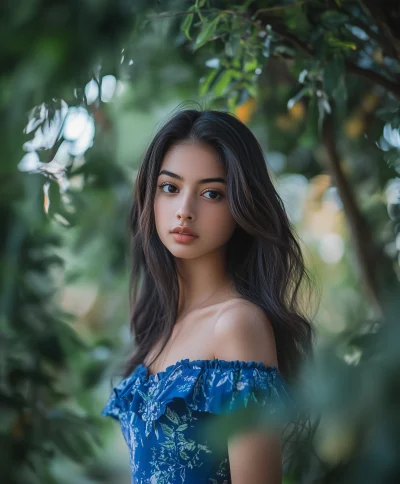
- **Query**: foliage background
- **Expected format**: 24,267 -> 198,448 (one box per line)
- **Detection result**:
1,1 -> 400,483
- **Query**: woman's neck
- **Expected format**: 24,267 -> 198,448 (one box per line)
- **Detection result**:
175,247 -> 235,318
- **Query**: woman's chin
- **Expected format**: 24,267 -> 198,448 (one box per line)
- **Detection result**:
168,246 -> 205,260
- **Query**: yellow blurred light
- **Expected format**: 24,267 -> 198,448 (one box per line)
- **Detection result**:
372,48 -> 384,64
344,117 -> 365,138
276,114 -> 293,130
235,97 -> 256,124
289,101 -> 305,121
361,92 -> 379,112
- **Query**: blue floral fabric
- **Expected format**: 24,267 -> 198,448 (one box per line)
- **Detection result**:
102,358 -> 294,484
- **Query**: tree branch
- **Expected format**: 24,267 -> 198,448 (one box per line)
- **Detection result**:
345,62 -> 400,99
271,24 -> 400,99
322,111 -> 383,315
154,3 -> 400,99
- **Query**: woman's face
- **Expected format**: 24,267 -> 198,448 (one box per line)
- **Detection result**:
154,142 -> 237,260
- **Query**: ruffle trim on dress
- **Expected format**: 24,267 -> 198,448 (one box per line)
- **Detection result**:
101,358 -> 294,438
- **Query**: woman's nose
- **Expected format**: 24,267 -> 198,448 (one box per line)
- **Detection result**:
176,195 -> 195,220
176,206 -> 193,220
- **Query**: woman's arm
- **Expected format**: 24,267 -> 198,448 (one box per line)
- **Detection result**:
213,302 -> 282,484
228,430 -> 282,484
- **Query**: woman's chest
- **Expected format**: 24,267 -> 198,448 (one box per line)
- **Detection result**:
145,312 -> 217,374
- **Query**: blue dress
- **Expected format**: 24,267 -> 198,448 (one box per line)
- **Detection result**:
102,358 -> 293,484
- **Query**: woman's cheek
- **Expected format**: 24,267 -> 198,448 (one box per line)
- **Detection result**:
205,207 -> 237,244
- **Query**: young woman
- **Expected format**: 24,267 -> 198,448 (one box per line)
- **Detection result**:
102,107 -> 315,483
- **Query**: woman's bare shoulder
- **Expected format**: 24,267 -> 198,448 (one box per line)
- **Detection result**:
212,297 -> 277,366
215,296 -> 268,322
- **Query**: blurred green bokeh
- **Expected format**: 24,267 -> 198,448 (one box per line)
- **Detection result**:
1,1 -> 400,483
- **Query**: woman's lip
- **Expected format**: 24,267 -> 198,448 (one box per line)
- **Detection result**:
171,230 -> 198,236
171,233 -> 198,243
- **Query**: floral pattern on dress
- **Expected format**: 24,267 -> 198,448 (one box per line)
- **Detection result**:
102,358 -> 294,484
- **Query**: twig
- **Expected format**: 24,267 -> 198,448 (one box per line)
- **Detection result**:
252,1 -> 309,19
147,9 -> 239,19
272,25 -> 314,57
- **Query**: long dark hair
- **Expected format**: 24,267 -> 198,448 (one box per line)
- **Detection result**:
121,106 -> 317,388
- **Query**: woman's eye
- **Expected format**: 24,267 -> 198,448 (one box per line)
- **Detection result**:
202,190 -> 222,201
158,183 -> 222,201
158,183 -> 177,194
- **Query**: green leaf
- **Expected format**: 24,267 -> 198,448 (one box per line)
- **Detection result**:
244,58 -> 258,73
199,69 -> 218,96
323,56 -> 345,98
213,69 -> 235,96
320,10 -> 350,30
327,34 -> 357,51
225,34 -> 240,57
376,108 -> 400,129
181,7 -> 195,40
284,3 -> 309,34
194,16 -> 220,50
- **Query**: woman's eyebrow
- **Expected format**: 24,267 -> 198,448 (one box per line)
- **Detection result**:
158,169 -> 225,184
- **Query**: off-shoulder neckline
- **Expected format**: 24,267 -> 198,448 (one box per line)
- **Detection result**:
137,357 -> 279,381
